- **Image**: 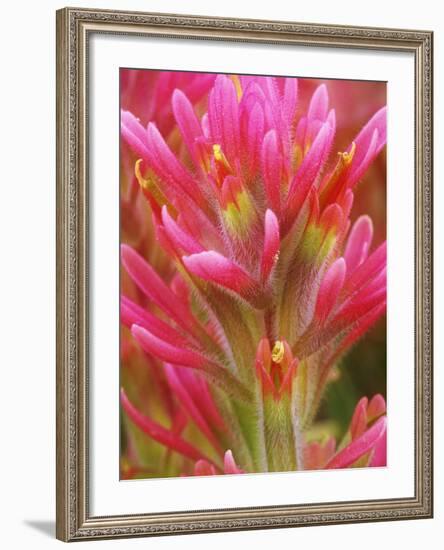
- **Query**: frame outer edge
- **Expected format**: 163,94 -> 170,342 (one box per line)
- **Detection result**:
56,7 -> 71,543
423,30 -> 433,518
427,30 -> 433,519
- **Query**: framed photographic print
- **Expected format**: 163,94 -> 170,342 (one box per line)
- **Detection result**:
56,7 -> 433,542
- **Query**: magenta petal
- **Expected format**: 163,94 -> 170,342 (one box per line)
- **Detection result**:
346,268 -> 387,312
348,129 -> 379,188
183,371 -> 226,431
326,416 -> 387,469
223,450 -> 243,474
183,251 -> 260,300
121,244 -> 199,336
121,295 -> 189,347
146,121 -> 190,180
121,110 -> 148,145
120,388 -> 212,463
354,106 -> 387,161
338,300 -> 387,357
319,202 -> 344,235
282,77 -> 298,123
347,106 -> 387,188
326,108 -> 336,128
146,122 -> 205,208
308,83 -> 329,121
161,206 -> 205,254
208,75 -> 240,164
263,77 -> 288,138
367,394 -> 387,421
245,102 -> 265,177
261,209 -> 280,282
120,109 -> 147,144
294,116 -> 308,150
120,110 -> 150,159
343,241 -> 387,297
350,396 -> 369,440
344,215 -> 374,273
201,112 -> 210,137
179,73 -> 217,105
261,129 -> 283,214
172,89 -> 204,165
194,460 -> 217,476
120,294 -> 147,330
132,325 -> 250,402
131,324 -> 206,370
369,428 -> 387,467
164,364 -> 222,453
340,189 -> 355,220
264,77 -> 284,119
285,117 -> 336,225
336,283 -> 386,327
314,258 -> 346,324
240,82 -> 266,125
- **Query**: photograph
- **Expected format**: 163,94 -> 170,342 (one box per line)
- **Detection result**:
119,70 -> 387,480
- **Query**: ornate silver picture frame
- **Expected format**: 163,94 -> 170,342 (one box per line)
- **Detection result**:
56,7 -> 433,542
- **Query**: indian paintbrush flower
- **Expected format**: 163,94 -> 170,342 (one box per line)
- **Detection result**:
120,73 -> 387,477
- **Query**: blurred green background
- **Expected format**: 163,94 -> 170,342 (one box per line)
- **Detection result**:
317,318 -> 386,440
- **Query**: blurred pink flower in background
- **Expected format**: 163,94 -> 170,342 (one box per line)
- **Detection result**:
119,71 -> 387,478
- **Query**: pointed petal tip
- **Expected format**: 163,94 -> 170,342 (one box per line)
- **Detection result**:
368,394 -> 387,420
327,108 -> 336,128
130,322 -> 144,339
265,208 -> 279,227
308,83 -> 329,121
171,87 -> 183,101
261,208 -> 281,281
334,256 -> 347,271
183,251 -> 261,304
120,242 -> 136,265
223,450 -> 243,474
131,323 -> 206,370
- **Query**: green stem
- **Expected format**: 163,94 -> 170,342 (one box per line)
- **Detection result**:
263,395 -> 297,472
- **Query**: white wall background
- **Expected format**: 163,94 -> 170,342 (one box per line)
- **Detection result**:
0,0 -> 441,547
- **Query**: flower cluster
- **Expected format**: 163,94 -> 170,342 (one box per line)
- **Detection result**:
120,72 -> 387,478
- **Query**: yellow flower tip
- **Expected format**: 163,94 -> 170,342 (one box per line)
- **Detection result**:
271,340 -> 285,364
212,143 -> 231,174
230,74 -> 243,101
134,158 -> 177,216
338,141 -> 356,166
213,143 -> 222,161
135,158 -> 148,188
